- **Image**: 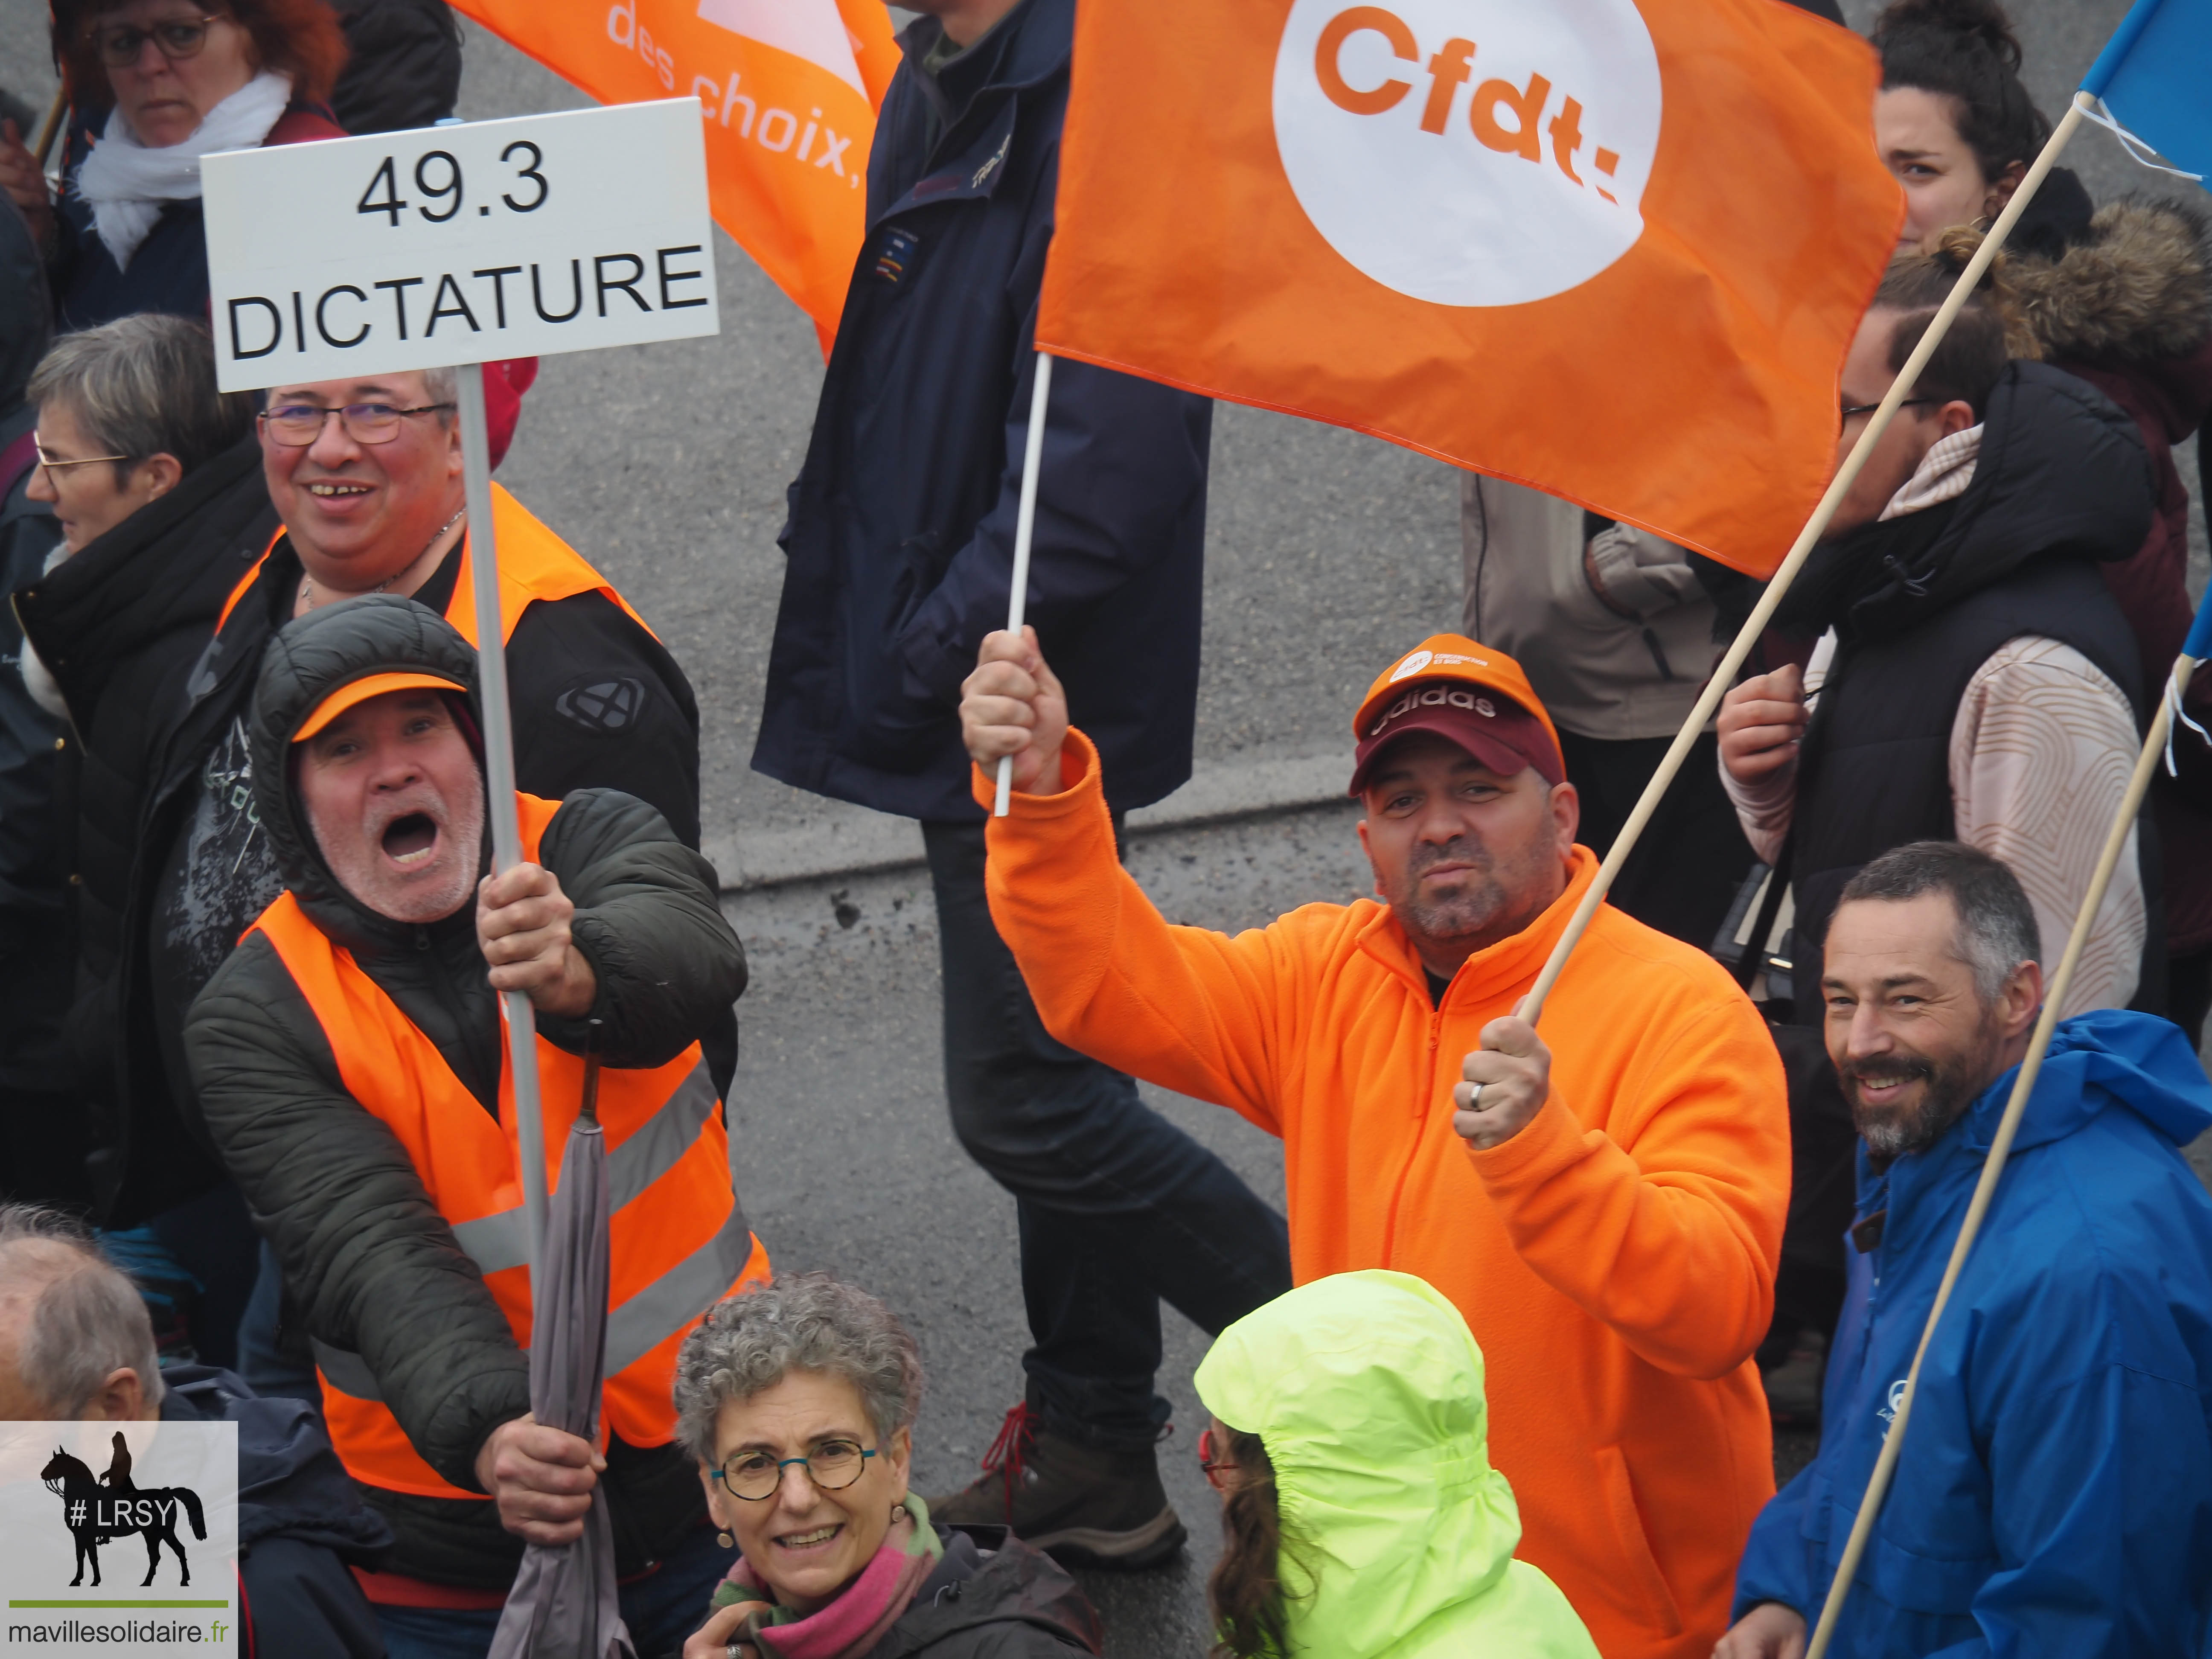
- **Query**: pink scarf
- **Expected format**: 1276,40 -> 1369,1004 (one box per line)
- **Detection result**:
715,1499 -> 944,1659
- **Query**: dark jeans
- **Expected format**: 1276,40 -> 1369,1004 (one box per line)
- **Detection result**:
922,820 -> 1292,1449
239,1239 -> 322,1405
1557,728 -> 1755,950
374,1523 -> 736,1659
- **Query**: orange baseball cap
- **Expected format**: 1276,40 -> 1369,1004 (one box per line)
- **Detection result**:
292,670 -> 469,742
1348,635 -> 1564,797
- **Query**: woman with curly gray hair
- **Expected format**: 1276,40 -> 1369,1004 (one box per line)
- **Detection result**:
676,1273 -> 1101,1659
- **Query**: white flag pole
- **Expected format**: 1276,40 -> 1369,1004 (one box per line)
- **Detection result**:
455,363 -> 548,1284
994,351 -> 1056,817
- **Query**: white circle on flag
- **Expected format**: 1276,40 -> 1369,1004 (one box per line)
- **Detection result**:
1274,0 -> 1662,307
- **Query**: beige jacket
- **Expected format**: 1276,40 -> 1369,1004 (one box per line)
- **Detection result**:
1460,475 -> 1719,741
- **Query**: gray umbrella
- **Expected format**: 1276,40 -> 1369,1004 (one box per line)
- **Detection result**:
489,1041 -> 637,1659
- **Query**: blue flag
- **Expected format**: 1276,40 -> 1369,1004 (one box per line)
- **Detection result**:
2082,0 -> 2212,177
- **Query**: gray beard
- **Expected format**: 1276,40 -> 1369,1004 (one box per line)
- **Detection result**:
1847,1028 -> 2003,1161
316,786 -> 485,925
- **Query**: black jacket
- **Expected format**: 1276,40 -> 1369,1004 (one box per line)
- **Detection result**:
14,434 -> 273,1207
0,192 -> 68,1108
1788,362 -> 2157,1012
751,0 -> 1213,822
159,1364 -> 392,1657
867,1525 -> 1100,1658
329,0 -> 463,136
185,596 -> 747,1587
51,492 -> 703,1226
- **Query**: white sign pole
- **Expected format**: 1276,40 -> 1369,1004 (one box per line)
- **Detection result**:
993,351 -> 1054,817
454,364 -> 547,1278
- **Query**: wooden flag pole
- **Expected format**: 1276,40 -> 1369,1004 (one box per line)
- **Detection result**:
994,351 -> 1056,817
456,364 -> 549,1284
1518,92 -> 2093,1028
1802,617 -> 2203,1657
31,87 -> 66,168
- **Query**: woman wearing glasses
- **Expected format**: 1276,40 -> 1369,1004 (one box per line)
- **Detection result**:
0,0 -> 344,333
676,1274 -> 1101,1659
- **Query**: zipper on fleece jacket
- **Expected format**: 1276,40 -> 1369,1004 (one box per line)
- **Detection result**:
1380,995 -> 1451,1264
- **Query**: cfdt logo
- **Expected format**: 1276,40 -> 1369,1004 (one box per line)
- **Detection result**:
1273,0 -> 1661,306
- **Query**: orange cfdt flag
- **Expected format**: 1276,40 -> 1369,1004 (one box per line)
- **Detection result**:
1038,0 -> 1902,577
450,0 -> 899,353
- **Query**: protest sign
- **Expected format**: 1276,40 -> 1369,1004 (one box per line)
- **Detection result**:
202,99 -> 718,392
0,1420 -> 239,1659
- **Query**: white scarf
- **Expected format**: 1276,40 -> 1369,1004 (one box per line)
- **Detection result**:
73,69 -> 292,271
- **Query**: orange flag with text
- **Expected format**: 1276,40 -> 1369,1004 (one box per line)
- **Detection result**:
1038,0 -> 1903,576
449,0 -> 899,352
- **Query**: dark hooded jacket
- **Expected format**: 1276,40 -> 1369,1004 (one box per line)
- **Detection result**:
867,1525 -> 1100,1658
751,0 -> 1214,823
159,1363 -> 392,1657
183,595 -> 747,1588
1782,361 -> 2157,1014
12,432 -> 273,1212
2011,194 -> 2212,955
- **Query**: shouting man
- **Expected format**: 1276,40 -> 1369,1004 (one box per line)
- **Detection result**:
186,597 -> 763,1655
960,629 -> 1790,1658
1720,842 -> 2212,1659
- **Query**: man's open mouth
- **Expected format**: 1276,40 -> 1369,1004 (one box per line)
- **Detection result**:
381,813 -> 440,866
306,482 -> 374,498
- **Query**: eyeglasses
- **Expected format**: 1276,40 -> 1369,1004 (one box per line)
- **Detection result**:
258,402 -> 456,446
1839,397 -> 1936,424
93,13 -> 232,69
1198,1426 -> 1234,1490
32,439 -> 131,481
710,1439 -> 877,1502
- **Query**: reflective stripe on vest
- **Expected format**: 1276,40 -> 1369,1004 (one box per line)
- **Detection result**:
249,791 -> 766,1500
214,480 -> 656,642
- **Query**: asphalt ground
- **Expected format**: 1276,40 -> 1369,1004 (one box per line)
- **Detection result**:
3,2 -> 2209,1653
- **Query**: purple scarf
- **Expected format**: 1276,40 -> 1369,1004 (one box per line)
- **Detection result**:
713,1496 -> 944,1659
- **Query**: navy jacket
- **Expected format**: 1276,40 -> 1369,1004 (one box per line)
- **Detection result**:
1733,1010 -> 2212,1655
159,1365 -> 390,1657
751,0 -> 1212,821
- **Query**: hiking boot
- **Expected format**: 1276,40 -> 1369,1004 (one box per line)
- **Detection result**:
1762,1330 -> 1828,1429
929,1403 -> 1186,1570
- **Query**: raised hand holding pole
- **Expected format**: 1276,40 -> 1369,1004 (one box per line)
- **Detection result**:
994,351 -> 1056,817
456,364 -> 550,1286
1516,92 -> 2093,1027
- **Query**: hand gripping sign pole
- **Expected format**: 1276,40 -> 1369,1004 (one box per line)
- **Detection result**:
454,368 -> 551,1267
994,351 -> 1056,816
1515,92 -> 2092,1028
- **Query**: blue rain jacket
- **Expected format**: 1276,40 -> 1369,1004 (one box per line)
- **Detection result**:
1734,1009 -> 2212,1656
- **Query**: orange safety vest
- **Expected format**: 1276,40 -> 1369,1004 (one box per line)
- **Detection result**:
215,481 -> 654,644
247,792 -> 766,1500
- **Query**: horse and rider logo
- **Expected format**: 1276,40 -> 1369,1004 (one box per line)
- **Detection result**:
38,1432 -> 207,1587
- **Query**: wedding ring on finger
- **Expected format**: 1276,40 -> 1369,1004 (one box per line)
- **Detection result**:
1463,1081 -> 1484,1112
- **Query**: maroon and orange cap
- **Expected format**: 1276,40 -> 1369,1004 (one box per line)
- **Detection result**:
1348,635 -> 1564,797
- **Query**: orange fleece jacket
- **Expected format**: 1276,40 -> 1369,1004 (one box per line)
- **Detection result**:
977,732 -> 1789,1659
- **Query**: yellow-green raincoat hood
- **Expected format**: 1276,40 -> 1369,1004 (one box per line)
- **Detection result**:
1194,1270 -> 1597,1658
